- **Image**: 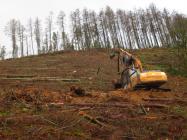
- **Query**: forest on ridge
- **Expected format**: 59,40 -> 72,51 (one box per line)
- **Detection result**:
0,4 -> 186,61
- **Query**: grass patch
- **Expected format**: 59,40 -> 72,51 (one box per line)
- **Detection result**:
0,111 -> 10,117
166,67 -> 187,77
170,105 -> 187,118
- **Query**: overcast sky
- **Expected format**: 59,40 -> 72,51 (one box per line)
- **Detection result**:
0,0 -> 186,19
0,0 -> 186,55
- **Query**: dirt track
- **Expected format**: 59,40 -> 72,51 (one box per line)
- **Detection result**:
0,49 -> 186,139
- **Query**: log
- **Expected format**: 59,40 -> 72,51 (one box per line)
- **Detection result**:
0,77 -> 33,81
36,78 -> 80,82
142,103 -> 168,108
0,77 -> 80,82
127,115 -> 179,120
143,98 -> 187,104
143,98 -> 173,102
0,74 -> 36,78
66,103 -> 134,108
66,103 -> 168,108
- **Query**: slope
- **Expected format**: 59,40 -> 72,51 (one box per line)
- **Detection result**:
0,48 -> 186,139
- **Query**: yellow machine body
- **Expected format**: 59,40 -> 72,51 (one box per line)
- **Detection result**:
131,70 -> 167,88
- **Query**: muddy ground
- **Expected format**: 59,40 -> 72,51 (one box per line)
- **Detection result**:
0,48 -> 186,140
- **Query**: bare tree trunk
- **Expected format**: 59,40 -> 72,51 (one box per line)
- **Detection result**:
26,36 -> 29,56
28,18 -> 34,54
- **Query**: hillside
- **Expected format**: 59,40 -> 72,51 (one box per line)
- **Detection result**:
0,48 -> 186,139
0,47 -> 186,91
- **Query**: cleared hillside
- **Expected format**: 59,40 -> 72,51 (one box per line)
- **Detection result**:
0,48 -> 186,91
0,48 -> 186,139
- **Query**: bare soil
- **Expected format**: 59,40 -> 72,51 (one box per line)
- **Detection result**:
0,48 -> 186,140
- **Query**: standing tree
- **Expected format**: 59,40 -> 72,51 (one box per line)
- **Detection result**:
5,19 -> 18,58
171,14 -> 187,71
129,11 -> 141,49
34,17 -> 42,54
57,11 -> 67,49
46,12 -> 53,52
71,9 -> 84,50
146,9 -> 159,47
28,18 -> 34,54
44,29 -> 49,53
25,36 -> 29,56
52,32 -> 58,51
0,45 -> 6,60
99,10 -> 111,49
17,21 -> 25,57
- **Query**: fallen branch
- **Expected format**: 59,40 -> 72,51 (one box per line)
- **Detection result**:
0,74 -> 36,78
40,116 -> 59,126
143,98 -> 187,104
0,113 -> 80,127
66,103 -> 133,108
66,103 -> 168,109
38,77 -> 80,82
79,111 -> 104,127
123,114 -> 182,121
140,104 -> 148,115
57,118 -> 83,130
97,67 -> 101,75
47,103 -> 92,112
142,103 -> 168,108
60,107 -> 92,113
143,98 -> 173,102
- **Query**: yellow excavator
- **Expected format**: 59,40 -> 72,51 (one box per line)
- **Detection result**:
128,69 -> 167,89
110,48 -> 168,89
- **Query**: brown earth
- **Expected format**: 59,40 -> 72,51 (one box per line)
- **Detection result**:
0,48 -> 186,140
